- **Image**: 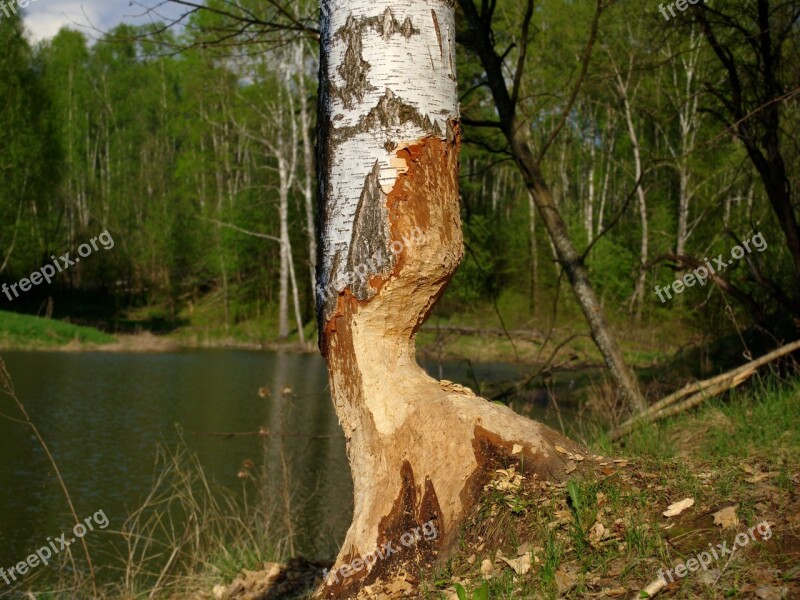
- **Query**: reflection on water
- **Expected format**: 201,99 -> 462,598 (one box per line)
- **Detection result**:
0,350 -> 349,571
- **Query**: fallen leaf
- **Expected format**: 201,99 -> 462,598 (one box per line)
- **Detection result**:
480,558 -> 494,579
755,585 -> 788,600
512,443 -> 523,455
555,566 -> 578,594
589,522 -> 607,543
602,587 -> 627,597
712,506 -> 739,529
554,508 -> 573,522
498,552 -> 532,576
663,497 -> 694,517
555,445 -> 568,455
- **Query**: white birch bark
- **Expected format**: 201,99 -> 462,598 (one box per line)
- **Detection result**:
296,40 -> 319,301
314,1 -> 578,597
612,58 -> 648,313
585,118 -> 596,245
596,108 -> 616,238
663,36 -> 702,257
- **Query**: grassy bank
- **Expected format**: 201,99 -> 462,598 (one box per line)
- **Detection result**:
0,310 -> 116,350
417,375 -> 800,599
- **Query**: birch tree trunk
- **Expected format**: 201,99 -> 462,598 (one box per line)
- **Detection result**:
665,36 -> 701,257
528,190 -> 538,312
585,117 -> 596,245
315,1 -> 579,597
613,61 -> 648,316
296,40 -> 319,301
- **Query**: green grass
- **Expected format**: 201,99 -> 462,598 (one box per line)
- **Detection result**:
612,374 -> 800,463
0,310 -> 116,349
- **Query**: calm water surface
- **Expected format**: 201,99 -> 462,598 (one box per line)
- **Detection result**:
0,349 -> 554,578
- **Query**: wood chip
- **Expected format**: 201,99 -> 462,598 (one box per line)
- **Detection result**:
663,497 -> 694,517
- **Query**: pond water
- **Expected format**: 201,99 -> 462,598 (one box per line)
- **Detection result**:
0,349 -> 579,582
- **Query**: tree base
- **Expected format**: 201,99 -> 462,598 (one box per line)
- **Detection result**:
313,378 -> 584,599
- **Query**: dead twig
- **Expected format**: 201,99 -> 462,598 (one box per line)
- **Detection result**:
610,339 -> 800,440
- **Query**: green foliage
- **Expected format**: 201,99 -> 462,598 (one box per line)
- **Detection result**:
454,580 -> 489,600
0,0 -> 797,346
446,215 -> 502,305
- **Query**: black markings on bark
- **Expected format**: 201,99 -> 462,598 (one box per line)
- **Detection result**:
346,162 -> 393,303
316,3 -> 335,341
319,250 -> 344,326
332,14 -> 376,109
333,88 -> 440,145
374,7 -> 419,40
329,9 -> 421,111
431,10 -> 443,61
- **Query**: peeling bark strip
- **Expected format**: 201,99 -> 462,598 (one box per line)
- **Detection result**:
317,0 -> 458,330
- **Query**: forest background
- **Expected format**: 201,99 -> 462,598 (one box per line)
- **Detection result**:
1,0 -> 798,366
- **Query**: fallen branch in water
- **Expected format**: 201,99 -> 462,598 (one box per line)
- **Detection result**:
610,339 -> 800,441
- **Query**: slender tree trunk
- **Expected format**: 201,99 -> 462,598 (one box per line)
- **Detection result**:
666,37 -> 701,257
458,0 -> 646,413
585,120 -> 596,245
296,41 -> 318,300
596,112 -> 616,237
626,112 -> 647,315
277,86 -> 303,341
614,66 -> 647,316
528,190 -> 538,313
314,2 -> 579,597
279,161 -> 291,339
